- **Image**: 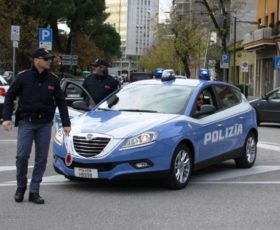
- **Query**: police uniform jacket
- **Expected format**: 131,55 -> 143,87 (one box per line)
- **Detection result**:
2,66 -> 71,127
82,74 -> 119,104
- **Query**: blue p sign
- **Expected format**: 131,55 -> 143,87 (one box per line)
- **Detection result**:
39,28 -> 53,42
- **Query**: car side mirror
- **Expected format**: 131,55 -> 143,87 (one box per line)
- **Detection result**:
72,101 -> 91,111
262,94 -> 268,100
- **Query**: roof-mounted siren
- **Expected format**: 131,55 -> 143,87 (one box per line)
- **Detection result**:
154,68 -> 164,79
199,68 -> 211,80
161,69 -> 176,81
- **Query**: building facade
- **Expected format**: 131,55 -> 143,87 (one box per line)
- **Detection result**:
243,0 -> 280,96
105,0 -> 159,74
228,0 -> 257,96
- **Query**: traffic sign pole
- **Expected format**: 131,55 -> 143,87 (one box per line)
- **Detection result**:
11,25 -> 20,82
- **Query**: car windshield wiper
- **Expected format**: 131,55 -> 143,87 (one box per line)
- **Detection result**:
119,109 -> 158,113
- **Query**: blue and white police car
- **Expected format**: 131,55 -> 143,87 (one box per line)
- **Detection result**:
53,70 -> 258,189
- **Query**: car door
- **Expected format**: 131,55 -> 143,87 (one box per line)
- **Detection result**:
190,86 -> 225,163
55,81 -> 96,130
258,88 -> 280,122
212,84 -> 246,154
61,80 -> 84,106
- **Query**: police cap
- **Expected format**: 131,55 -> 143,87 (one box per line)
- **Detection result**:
90,58 -> 109,67
32,48 -> 55,59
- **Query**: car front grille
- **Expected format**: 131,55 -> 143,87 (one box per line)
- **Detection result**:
73,135 -> 111,157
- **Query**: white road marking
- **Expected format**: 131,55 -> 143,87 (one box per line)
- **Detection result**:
0,141 -> 279,187
0,139 -> 17,142
258,142 -> 280,152
0,166 -> 33,172
0,165 -> 279,187
192,181 -> 280,185
192,165 -> 280,181
0,175 -> 72,187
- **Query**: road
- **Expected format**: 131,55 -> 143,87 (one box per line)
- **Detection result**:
0,123 -> 280,230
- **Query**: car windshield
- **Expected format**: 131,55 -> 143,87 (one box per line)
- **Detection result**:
98,83 -> 194,114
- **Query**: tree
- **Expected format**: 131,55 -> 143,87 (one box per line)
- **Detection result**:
171,14 -> 207,78
197,0 -> 246,81
0,0 -> 121,72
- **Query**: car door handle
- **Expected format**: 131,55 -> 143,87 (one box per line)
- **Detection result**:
239,116 -> 244,120
217,123 -> 223,127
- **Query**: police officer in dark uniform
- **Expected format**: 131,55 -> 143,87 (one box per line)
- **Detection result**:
83,58 -> 119,104
2,48 -> 71,204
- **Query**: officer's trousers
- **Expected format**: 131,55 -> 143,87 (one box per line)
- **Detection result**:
16,121 -> 52,193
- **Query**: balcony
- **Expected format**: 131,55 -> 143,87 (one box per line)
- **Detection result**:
243,27 -> 275,51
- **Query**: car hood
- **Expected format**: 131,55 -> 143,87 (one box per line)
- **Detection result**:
71,110 -> 181,138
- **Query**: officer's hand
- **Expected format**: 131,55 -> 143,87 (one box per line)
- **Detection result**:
2,120 -> 13,132
63,126 -> 71,136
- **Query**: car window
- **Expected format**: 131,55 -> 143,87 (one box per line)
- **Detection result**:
215,85 -> 242,109
0,77 -> 8,86
268,89 -> 280,102
65,83 -> 83,98
192,87 -> 217,117
98,84 -> 194,114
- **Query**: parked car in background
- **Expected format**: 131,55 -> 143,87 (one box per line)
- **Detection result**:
0,76 -> 10,119
129,72 -> 153,82
250,87 -> 280,125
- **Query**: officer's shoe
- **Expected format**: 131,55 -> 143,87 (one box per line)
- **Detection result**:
15,186 -> 26,202
29,192 -> 45,204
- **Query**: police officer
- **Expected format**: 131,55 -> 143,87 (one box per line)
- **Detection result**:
2,48 -> 71,204
83,58 -> 119,104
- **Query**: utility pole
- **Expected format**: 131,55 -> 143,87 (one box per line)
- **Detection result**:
233,17 -> 236,83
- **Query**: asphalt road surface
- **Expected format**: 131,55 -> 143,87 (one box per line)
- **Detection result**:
0,123 -> 280,230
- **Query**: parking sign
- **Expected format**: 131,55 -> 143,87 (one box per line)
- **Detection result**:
220,53 -> 229,69
274,56 -> 280,70
39,28 -> 53,50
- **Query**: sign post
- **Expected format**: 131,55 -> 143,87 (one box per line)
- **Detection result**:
39,28 -> 53,50
11,25 -> 20,82
220,53 -> 229,82
241,60 -> 249,97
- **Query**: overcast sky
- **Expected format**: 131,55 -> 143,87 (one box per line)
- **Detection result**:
159,0 -> 172,22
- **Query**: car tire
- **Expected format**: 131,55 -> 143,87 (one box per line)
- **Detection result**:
167,143 -> 193,190
235,132 -> 257,168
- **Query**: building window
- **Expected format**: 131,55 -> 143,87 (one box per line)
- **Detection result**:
265,16 -> 268,26
270,12 -> 275,27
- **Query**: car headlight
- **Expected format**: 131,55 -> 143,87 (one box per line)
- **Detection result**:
120,131 -> 158,150
54,128 -> 64,145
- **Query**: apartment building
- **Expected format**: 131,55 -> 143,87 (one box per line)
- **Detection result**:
243,0 -> 280,96
105,0 -> 159,73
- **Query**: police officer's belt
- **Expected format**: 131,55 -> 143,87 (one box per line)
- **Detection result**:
20,112 -> 48,123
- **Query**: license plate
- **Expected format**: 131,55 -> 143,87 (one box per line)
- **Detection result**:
74,167 -> 98,178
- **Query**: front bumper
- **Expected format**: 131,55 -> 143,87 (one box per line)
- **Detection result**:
53,140 -> 173,180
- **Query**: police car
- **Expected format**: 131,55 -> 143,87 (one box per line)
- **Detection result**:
53,70 -> 258,189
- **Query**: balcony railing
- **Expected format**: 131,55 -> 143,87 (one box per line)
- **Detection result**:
243,27 -> 272,44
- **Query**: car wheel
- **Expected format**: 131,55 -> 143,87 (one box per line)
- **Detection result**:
167,143 -> 193,189
235,132 -> 257,168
